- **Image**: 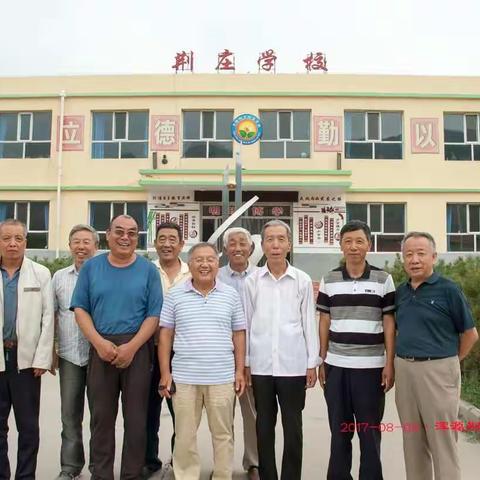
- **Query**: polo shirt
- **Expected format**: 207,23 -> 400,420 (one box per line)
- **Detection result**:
395,272 -> 475,358
317,263 -> 396,368
1,267 -> 20,341
217,262 -> 257,299
160,279 -> 246,385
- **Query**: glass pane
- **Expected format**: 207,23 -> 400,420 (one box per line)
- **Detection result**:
374,142 -> 402,159
29,202 -> 48,230
444,114 -> 464,143
0,142 -> 23,158
376,235 -> 403,252
0,202 -> 15,221
466,115 -> 478,142
383,204 -> 405,233
202,218 -> 216,242
113,203 -> 124,217
16,203 -> 28,223
215,111 -> 233,140
137,233 -> 147,250
447,234 -> 474,252
183,141 -> 207,158
0,113 -> 18,141
475,145 -> 480,161
279,112 -> 291,139
127,203 -> 147,230
114,112 -> 127,139
121,141 -> 147,158
92,113 -> 113,141
469,205 -> 480,232
128,112 -> 148,140
445,144 -> 471,160
346,203 -> 368,223
261,111 -> 277,140
367,113 -> 379,140
381,113 -> 402,141
92,142 -> 119,159
286,141 -> 310,158
345,142 -> 372,159
25,142 -> 50,158
370,204 -> 382,232
90,202 -> 111,231
19,114 -> 31,140
202,111 -> 214,138
293,111 -> 310,140
183,111 -> 200,139
260,141 -> 284,158
97,233 -> 108,249
32,112 -> 51,140
447,204 -> 467,233
208,141 -> 232,158
345,112 -> 365,141
27,232 -> 48,249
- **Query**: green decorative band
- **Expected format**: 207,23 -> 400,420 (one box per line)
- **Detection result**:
139,179 -> 352,188
0,185 -> 143,192
347,188 -> 480,193
139,168 -> 352,176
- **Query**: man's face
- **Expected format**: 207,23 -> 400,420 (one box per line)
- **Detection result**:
188,245 -> 219,284
402,236 -> 436,284
262,225 -> 291,262
155,228 -> 184,264
340,229 -> 371,263
69,230 -> 97,266
106,216 -> 138,258
225,232 -> 251,270
0,224 -> 27,263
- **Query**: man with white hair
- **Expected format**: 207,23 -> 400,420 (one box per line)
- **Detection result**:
217,227 -> 259,480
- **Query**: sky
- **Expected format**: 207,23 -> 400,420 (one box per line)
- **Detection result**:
1,0 -> 479,77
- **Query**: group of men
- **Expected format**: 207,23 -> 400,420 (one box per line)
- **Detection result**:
0,213 -> 478,480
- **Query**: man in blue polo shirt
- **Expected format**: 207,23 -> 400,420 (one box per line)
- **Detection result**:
71,215 -> 162,480
395,231 -> 478,480
159,242 -> 246,480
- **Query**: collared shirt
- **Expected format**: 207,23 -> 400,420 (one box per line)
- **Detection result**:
317,263 -> 396,369
243,263 -> 320,376
52,264 -> 90,367
153,258 -> 191,294
160,279 -> 246,385
396,272 -> 475,358
1,266 -> 20,341
217,262 -> 258,299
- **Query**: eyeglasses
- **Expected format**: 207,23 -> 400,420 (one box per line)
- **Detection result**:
111,229 -> 138,239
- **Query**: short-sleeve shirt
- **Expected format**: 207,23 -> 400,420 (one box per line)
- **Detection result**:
395,272 -> 475,358
160,279 -> 245,385
71,253 -> 162,335
317,263 -> 396,369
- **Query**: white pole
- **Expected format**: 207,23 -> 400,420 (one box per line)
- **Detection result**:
55,90 -> 65,258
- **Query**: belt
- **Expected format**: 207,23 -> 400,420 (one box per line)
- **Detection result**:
3,340 -> 17,349
397,355 -> 449,362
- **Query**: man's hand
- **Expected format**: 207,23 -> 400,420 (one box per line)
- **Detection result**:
306,367 -> 317,388
33,368 -> 47,377
244,367 -> 252,388
159,372 -> 174,399
235,369 -> 246,397
94,338 -> 118,363
318,364 -> 326,390
49,350 -> 59,376
382,363 -> 395,393
111,343 -> 136,369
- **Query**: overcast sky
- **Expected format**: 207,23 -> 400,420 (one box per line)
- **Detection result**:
1,0 -> 479,77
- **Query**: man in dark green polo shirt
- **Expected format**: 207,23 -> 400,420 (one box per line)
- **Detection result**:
395,231 -> 478,480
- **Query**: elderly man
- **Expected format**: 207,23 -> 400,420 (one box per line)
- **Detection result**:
52,224 -> 98,480
243,220 -> 319,480
217,227 -> 259,480
143,222 -> 190,479
317,220 -> 396,480
395,231 -> 478,480
0,219 -> 54,480
71,215 -> 162,480
159,242 -> 246,480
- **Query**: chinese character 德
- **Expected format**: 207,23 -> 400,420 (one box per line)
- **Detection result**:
154,119 -> 176,146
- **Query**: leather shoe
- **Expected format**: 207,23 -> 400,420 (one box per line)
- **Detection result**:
247,466 -> 260,480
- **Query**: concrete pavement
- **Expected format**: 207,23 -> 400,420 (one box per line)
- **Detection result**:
6,374 -> 480,479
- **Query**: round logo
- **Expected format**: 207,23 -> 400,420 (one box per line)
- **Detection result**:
231,114 -> 263,145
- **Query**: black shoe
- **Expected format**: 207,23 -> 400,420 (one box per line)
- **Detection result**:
54,473 -> 80,480
141,463 -> 163,479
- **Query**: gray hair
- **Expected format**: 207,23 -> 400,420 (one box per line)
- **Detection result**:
0,219 -> 28,237
187,242 -> 219,262
401,231 -> 437,253
69,224 -> 100,246
222,227 -> 253,248
261,220 -> 292,243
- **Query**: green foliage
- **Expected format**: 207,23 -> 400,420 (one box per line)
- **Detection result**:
32,256 -> 73,275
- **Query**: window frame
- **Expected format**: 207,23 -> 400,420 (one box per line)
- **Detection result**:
444,113 -> 480,161
446,203 -> 480,252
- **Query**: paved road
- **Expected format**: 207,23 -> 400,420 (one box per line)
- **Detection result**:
6,374 -> 480,479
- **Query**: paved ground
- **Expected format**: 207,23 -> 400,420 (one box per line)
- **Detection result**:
6,374 -> 480,479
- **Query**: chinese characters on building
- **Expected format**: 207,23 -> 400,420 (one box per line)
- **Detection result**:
410,118 -> 439,154
150,115 -> 179,151
56,116 -> 85,151
314,116 -> 342,152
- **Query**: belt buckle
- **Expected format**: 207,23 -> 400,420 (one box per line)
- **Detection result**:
404,356 -> 416,362
3,340 -> 16,349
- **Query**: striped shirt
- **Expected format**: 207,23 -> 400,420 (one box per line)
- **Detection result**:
160,279 -> 246,385
52,265 -> 90,367
217,262 -> 257,299
317,263 -> 395,369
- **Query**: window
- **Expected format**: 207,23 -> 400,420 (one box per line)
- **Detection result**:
90,202 -> 147,249
346,203 -> 405,251
444,114 -> 480,161
447,203 -> 480,251
183,111 -> 233,158
0,201 -> 49,248
345,111 -> 402,159
259,110 -> 310,158
0,112 -> 52,158
91,111 -> 148,159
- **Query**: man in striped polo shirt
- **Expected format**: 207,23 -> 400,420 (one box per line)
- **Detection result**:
158,242 -> 246,480
317,220 -> 396,480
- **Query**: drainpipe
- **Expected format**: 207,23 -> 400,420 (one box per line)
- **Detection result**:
55,90 -> 65,258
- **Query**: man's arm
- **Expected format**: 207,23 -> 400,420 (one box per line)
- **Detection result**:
318,312 -> 331,388
158,326 -> 174,398
301,279 -> 319,388
459,327 -> 479,361
233,329 -> 246,396
382,313 -> 396,392
242,277 -> 255,386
